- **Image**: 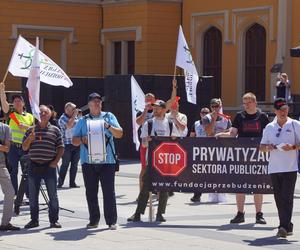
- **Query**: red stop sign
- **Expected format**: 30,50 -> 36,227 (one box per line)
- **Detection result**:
152,142 -> 187,176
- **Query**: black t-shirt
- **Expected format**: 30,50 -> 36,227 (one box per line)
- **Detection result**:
232,110 -> 269,137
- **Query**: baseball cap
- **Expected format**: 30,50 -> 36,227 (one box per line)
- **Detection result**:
88,93 -> 102,102
12,94 -> 24,102
274,98 -> 288,110
152,100 -> 166,109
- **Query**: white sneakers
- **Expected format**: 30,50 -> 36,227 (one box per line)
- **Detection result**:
109,224 -> 118,230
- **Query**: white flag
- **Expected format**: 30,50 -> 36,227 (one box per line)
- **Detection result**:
26,37 -> 41,122
8,35 -> 73,88
185,71 -> 198,104
131,76 -> 145,151
175,25 -> 199,104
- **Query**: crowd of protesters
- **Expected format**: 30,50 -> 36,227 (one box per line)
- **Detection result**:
0,73 -> 299,239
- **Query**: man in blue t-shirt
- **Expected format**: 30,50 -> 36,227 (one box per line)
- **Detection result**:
72,93 -> 123,230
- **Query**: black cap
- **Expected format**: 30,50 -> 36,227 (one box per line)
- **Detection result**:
152,100 -> 166,109
274,98 -> 288,110
88,93 -> 102,102
12,94 -> 24,102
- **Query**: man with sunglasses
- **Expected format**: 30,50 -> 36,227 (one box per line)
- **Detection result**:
128,100 -> 179,223
189,107 -> 210,202
260,98 -> 299,238
203,98 -> 231,203
216,92 -> 269,224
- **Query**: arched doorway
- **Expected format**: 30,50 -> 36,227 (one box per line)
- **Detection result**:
245,23 -> 266,101
203,26 -> 222,99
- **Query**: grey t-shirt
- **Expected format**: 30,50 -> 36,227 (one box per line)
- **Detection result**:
0,123 -> 11,165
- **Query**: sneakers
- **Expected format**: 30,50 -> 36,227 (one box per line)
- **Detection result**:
230,212 -> 245,224
50,222 -> 62,228
287,223 -> 293,236
86,222 -> 99,229
156,214 -> 166,222
276,227 -> 287,238
0,223 -> 21,231
255,212 -> 266,224
109,224 -> 118,230
24,220 -> 39,229
127,213 -> 141,222
190,193 -> 201,202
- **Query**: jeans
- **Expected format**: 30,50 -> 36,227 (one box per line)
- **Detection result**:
8,144 -> 28,195
58,144 -> 80,186
270,171 -> 297,232
27,160 -> 59,223
82,163 -> 117,225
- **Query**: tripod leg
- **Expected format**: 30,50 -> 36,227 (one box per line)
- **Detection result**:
14,174 -> 27,215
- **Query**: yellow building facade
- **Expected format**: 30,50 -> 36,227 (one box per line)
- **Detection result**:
0,0 -> 299,111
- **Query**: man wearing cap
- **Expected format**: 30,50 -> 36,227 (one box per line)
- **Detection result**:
57,102 -> 80,188
136,79 -> 177,194
260,98 -> 300,238
216,92 -> 269,224
72,93 -> 123,230
128,99 -> 179,223
0,82 -> 34,196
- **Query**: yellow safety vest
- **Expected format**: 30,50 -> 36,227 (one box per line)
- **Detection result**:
8,112 -> 34,144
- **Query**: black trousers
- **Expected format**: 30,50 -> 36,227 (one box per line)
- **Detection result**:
270,171 -> 297,232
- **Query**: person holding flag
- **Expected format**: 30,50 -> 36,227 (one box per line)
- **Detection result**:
0,84 -> 34,196
133,76 -> 177,195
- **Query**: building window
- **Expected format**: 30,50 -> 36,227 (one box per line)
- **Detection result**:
127,41 -> 135,74
113,41 -> 135,75
203,27 -> 222,98
114,41 -> 122,75
245,23 -> 266,101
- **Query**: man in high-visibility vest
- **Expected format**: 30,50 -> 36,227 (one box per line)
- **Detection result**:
0,82 -> 34,195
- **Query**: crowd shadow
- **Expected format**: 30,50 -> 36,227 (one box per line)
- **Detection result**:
244,236 -> 298,246
46,227 -> 109,241
122,221 -> 276,232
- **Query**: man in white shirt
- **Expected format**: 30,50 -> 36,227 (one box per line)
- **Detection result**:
260,98 -> 299,238
128,100 -> 179,223
189,107 -> 209,202
166,96 -> 188,137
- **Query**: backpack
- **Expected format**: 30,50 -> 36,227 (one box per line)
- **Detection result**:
147,118 -> 173,136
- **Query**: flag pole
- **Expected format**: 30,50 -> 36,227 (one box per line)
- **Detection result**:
173,65 -> 177,80
2,69 -> 9,83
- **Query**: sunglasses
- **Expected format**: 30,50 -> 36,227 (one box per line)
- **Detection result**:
276,128 -> 282,137
211,105 -> 220,109
201,111 -> 209,114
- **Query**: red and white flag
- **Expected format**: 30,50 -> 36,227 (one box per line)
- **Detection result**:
26,37 -> 40,121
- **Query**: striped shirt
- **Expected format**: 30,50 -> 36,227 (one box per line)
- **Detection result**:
58,113 -> 77,144
23,123 -> 64,162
